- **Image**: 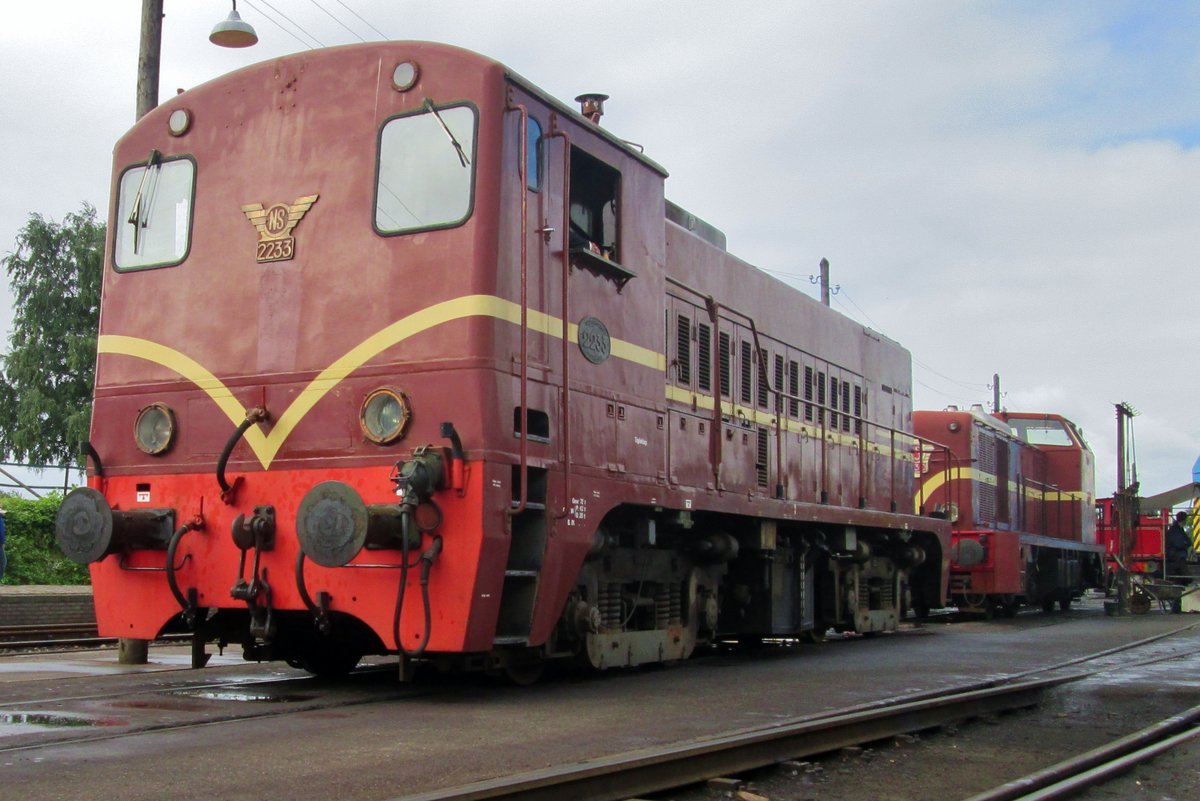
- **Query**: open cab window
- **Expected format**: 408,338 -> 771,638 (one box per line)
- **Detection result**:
114,154 -> 195,271
569,147 -> 634,287
375,102 -> 477,235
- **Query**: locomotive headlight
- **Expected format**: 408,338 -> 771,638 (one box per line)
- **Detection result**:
167,108 -> 192,137
360,388 -> 411,444
391,61 -> 419,91
134,403 -> 176,455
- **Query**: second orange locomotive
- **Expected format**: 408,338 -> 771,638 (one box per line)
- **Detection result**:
914,407 -> 1102,616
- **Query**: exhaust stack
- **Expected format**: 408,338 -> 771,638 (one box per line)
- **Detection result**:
575,93 -> 609,125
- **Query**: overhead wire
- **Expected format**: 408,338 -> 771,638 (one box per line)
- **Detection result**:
334,0 -> 391,40
244,0 -> 326,48
792,272 -> 991,407
308,0 -> 368,42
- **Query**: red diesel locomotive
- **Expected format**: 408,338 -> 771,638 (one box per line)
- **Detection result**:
55,42 -> 950,678
913,407 -> 1103,616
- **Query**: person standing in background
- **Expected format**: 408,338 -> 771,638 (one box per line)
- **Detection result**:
1166,511 -> 1191,578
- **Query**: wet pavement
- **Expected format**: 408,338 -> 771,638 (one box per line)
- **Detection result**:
0,599 -> 1197,801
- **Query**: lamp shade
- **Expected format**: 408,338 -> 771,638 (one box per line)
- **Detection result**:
210,8 -> 258,48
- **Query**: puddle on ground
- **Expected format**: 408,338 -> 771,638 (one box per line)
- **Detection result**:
169,688 -> 315,703
0,712 -> 125,736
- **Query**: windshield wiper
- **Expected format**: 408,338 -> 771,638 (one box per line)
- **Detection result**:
127,149 -> 162,254
423,99 -> 470,168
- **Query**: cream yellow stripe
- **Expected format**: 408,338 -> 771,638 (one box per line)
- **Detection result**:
99,335 -> 256,438
663,385 -> 916,461
915,466 -> 1090,513
99,294 -> 661,469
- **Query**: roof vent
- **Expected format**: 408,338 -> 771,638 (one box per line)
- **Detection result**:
575,93 -> 609,125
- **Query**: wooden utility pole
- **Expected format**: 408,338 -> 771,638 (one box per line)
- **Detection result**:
136,0 -> 164,120
121,0 -> 164,666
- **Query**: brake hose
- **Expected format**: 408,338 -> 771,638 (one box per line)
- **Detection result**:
295,551 -> 332,635
217,407 -> 268,496
391,507 -> 443,656
165,523 -> 199,624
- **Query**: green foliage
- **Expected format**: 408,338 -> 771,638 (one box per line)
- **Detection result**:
1,494 -> 89,585
0,204 -> 104,465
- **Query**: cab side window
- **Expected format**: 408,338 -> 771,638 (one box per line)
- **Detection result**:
526,117 -> 542,191
569,148 -> 619,262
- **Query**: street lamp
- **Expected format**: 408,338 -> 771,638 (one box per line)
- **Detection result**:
210,1 -> 259,48
137,0 -> 259,120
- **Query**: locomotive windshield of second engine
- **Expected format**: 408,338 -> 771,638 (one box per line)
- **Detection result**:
374,102 -> 478,235
1009,417 -> 1081,447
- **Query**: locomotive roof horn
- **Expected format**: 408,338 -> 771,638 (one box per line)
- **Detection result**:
575,93 -> 609,125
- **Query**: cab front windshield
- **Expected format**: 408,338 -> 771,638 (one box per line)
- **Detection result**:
375,104 -> 477,234
114,155 -> 195,270
1010,418 -> 1075,447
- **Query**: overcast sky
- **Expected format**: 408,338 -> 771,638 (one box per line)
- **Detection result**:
1,1 -> 1197,499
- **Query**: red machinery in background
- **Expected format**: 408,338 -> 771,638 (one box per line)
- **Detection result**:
1096,496 -> 1169,580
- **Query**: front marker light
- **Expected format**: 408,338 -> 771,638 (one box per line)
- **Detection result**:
360,388 -> 411,445
135,403 -> 176,455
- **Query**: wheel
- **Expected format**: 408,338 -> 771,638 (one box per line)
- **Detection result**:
1058,597 -> 1071,612
299,647 -> 361,678
502,662 -> 545,686
1129,588 -> 1152,615
1041,596 -> 1056,613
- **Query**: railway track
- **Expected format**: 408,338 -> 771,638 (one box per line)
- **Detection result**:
3,618 -> 1197,801
397,675 -> 1072,801
0,623 -> 187,652
395,625 -> 1200,801
964,705 -> 1200,801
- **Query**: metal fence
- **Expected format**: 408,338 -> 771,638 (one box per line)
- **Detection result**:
0,461 -> 84,499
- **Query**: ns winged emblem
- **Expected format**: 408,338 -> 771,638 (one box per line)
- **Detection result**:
241,194 -> 318,263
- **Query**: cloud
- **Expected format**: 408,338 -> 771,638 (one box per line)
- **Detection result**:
1,0 -> 1197,500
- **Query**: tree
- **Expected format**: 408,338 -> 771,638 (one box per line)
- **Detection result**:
0,204 -> 104,466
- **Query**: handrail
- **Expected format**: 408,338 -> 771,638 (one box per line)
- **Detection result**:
547,112 -> 572,519
506,92 -> 531,518
667,273 -> 952,510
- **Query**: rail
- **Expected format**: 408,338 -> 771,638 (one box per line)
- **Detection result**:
963,704 -> 1200,801
397,675 -> 1071,801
